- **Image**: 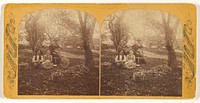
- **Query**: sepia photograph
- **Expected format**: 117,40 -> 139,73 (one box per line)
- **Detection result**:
3,4 -> 197,99
101,10 -> 183,96
18,9 -> 100,95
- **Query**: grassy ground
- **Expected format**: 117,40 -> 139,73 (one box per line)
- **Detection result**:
18,48 -> 99,95
101,48 -> 182,96
18,47 -> 182,96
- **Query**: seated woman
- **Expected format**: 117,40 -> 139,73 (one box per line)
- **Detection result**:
32,50 -> 44,68
132,40 -> 146,66
49,39 -> 61,66
125,49 -> 137,69
134,48 -> 146,66
115,50 -> 127,68
42,50 -> 54,69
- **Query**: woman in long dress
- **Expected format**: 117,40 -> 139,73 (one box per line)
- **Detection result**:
132,40 -> 146,65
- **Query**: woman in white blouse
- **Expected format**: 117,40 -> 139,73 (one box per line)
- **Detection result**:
32,50 -> 44,67
115,50 -> 127,67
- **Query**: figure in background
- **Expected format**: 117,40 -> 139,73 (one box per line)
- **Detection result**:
49,38 -> 61,66
122,45 -> 130,56
132,39 -> 146,66
34,38 -> 43,53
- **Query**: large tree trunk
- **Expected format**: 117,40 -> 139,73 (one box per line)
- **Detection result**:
108,11 -> 127,52
166,40 -> 177,69
161,12 -> 177,69
25,13 -> 41,53
83,33 -> 95,67
108,21 -> 118,51
77,11 -> 95,68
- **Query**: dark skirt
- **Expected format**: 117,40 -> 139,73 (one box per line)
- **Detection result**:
136,57 -> 146,64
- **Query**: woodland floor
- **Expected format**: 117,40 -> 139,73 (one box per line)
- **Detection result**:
101,48 -> 182,96
18,47 -> 182,96
18,48 -> 99,95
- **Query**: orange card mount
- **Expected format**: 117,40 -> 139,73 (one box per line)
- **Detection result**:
3,4 -> 196,98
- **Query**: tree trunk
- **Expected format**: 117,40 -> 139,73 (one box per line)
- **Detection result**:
161,12 -> 177,69
89,18 -> 96,42
77,11 -> 95,68
83,35 -> 95,67
166,40 -> 177,69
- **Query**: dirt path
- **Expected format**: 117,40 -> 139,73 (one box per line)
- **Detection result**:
144,50 -> 182,61
57,50 -> 99,61
144,51 -> 167,59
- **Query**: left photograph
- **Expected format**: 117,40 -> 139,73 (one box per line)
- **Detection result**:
18,9 -> 100,95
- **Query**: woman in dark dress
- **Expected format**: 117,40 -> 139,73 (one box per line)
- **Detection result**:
49,38 -> 61,66
132,40 -> 146,65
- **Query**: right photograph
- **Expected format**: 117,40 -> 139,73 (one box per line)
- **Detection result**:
101,9 -> 183,96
